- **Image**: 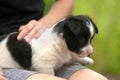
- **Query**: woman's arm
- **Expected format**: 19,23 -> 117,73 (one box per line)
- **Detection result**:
17,0 -> 74,42
39,0 -> 74,28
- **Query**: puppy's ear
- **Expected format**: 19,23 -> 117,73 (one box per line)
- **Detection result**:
86,16 -> 98,34
66,19 -> 81,35
71,15 -> 98,34
91,21 -> 98,34
53,20 -> 66,33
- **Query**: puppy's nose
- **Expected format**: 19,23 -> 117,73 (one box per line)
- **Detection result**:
86,48 -> 93,56
80,45 -> 93,57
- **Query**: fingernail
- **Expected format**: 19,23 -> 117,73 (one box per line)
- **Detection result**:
35,35 -> 39,39
17,37 -> 21,40
26,39 -> 30,43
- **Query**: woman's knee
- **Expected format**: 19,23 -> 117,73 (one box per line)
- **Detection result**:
69,69 -> 108,80
26,73 -> 66,80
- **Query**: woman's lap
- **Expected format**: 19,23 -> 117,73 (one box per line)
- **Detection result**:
3,68 -> 37,80
55,63 -> 86,79
3,63 -> 86,80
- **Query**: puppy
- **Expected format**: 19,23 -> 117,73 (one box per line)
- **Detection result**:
0,15 -> 98,75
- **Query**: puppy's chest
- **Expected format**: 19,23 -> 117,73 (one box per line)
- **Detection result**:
31,38 -> 72,67
31,40 -> 65,60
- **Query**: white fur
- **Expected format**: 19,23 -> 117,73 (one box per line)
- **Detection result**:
88,21 -> 94,37
0,36 -> 21,68
29,27 -> 94,74
30,28 -> 76,74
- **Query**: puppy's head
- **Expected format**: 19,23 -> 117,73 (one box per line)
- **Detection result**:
54,15 -> 98,57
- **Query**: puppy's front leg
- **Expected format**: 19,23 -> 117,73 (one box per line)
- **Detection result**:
77,57 -> 94,65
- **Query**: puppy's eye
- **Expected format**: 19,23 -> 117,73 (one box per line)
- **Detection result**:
85,35 -> 90,39
79,37 -> 86,43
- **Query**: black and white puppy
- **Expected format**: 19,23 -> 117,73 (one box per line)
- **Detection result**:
0,15 -> 98,75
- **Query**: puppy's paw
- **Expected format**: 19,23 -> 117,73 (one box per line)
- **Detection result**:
78,57 -> 94,65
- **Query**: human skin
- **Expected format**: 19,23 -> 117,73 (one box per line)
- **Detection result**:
26,69 -> 108,80
17,0 -> 74,42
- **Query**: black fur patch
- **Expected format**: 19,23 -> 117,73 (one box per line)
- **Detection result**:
63,18 -> 91,53
0,34 -> 7,41
7,32 -> 32,69
53,15 -> 98,53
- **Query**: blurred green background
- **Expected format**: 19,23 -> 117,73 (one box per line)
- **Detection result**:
44,0 -> 120,75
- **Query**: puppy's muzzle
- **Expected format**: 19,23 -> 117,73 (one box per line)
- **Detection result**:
79,45 -> 93,57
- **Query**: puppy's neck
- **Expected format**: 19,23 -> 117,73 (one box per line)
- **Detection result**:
52,34 -> 69,54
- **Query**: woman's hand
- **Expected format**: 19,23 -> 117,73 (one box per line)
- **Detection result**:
17,0 -> 74,43
0,68 -> 8,80
17,20 -> 46,43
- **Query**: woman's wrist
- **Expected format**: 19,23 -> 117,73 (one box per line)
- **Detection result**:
33,20 -> 47,38
38,16 -> 56,29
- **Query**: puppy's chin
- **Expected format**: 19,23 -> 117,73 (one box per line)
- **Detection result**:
75,50 -> 93,58
70,51 -> 87,58
78,52 -> 90,58
78,45 -> 93,57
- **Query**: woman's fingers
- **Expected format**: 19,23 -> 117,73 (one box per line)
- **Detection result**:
25,23 -> 41,42
0,75 -> 8,80
17,20 -> 46,43
0,68 -> 8,80
17,20 -> 37,40
34,26 -> 46,39
0,68 -> 3,75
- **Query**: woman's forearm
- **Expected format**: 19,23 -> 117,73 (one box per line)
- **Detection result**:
17,0 -> 74,42
39,0 -> 74,28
